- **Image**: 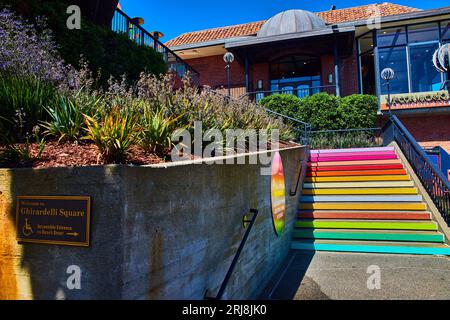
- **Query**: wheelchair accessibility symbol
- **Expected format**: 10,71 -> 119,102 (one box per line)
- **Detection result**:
22,218 -> 33,237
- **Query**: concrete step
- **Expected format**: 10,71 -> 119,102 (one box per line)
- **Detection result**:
293,229 -> 445,243
305,175 -> 411,183
297,210 -> 431,220
302,188 -> 418,195
304,181 -> 415,189
291,239 -> 450,256
299,202 -> 427,211
300,195 -> 423,203
295,219 -> 438,231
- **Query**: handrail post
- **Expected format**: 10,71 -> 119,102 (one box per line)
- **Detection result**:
206,209 -> 259,300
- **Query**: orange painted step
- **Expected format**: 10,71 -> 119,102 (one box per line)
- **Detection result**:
298,211 -> 432,220
307,169 -> 407,177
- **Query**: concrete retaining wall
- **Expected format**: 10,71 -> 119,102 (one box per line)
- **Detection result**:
0,146 -> 306,300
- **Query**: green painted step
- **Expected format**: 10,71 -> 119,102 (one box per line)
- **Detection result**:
295,219 -> 438,231
293,229 -> 445,243
291,239 -> 450,256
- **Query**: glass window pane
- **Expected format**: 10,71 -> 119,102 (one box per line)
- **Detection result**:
442,21 -> 450,40
379,47 -> 409,94
410,43 -> 441,92
377,27 -> 407,47
359,33 -> 374,54
360,51 -> 376,95
408,23 -> 439,43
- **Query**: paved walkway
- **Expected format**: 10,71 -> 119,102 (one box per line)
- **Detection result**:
261,251 -> 450,300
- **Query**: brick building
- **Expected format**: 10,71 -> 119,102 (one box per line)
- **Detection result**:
166,3 -> 450,152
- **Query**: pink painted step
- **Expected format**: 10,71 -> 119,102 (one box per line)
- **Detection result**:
310,147 -> 394,154
311,151 -> 397,158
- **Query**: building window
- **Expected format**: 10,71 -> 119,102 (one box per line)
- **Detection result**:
409,42 -> 441,92
372,22 -> 447,97
408,23 -> 439,43
358,32 -> 376,95
378,46 -> 409,94
269,55 -> 321,97
442,20 -> 450,40
377,27 -> 407,47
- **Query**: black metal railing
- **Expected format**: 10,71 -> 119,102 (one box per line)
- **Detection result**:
206,209 -> 259,300
243,85 -> 337,102
204,88 -> 312,146
111,8 -> 199,84
383,115 -> 450,225
309,128 -> 383,150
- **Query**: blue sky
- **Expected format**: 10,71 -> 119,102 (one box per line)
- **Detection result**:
120,1 -> 449,42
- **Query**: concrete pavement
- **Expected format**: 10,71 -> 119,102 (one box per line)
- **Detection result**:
261,251 -> 450,300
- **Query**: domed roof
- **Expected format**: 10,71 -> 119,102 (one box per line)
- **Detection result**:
257,10 -> 327,38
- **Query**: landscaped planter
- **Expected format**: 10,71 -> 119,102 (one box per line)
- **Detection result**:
0,146 -> 306,300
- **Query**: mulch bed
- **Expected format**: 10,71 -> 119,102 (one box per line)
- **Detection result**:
0,140 -> 299,169
0,142 -> 166,169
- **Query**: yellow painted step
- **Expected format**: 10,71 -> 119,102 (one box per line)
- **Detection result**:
303,188 -> 418,195
305,175 -> 411,183
299,202 -> 428,211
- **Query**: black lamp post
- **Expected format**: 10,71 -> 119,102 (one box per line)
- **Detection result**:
433,44 -> 450,93
381,68 -> 395,116
223,52 -> 235,97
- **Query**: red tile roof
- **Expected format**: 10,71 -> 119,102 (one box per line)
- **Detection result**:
166,2 -> 419,47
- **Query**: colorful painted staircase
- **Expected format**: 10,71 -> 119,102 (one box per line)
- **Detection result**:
292,147 -> 450,256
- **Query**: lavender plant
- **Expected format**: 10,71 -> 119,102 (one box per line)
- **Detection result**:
0,8 -> 77,89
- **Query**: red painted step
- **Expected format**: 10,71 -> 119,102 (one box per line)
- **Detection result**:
308,164 -> 405,172
298,211 -> 432,220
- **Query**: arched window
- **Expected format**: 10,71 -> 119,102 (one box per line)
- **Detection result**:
269,55 -> 321,97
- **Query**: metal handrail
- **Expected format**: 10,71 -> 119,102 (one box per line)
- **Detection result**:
204,88 -> 312,145
206,209 -> 259,300
111,8 -> 200,83
383,115 -> 450,225
241,85 -> 338,99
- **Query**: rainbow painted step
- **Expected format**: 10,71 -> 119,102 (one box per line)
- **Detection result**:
294,147 -> 450,256
293,229 -> 445,243
308,164 -> 405,172
297,210 -> 431,220
304,181 -> 415,189
307,169 -> 407,177
305,175 -> 411,182
299,202 -> 427,211
291,240 -> 450,256
300,195 -> 423,203
295,220 -> 438,231
302,188 -> 418,195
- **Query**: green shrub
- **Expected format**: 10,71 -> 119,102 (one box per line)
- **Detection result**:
259,92 -> 379,132
141,109 -> 179,155
339,94 -> 379,129
259,94 -> 303,119
0,144 -> 33,167
84,108 -> 141,163
299,93 -> 342,130
0,74 -> 58,141
42,96 -> 86,142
